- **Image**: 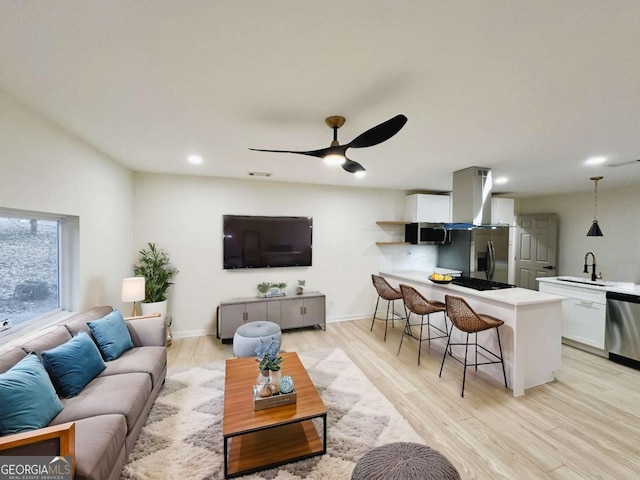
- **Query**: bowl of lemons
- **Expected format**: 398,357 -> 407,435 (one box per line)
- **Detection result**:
428,273 -> 453,284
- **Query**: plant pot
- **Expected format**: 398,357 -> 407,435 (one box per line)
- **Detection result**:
141,300 -> 167,318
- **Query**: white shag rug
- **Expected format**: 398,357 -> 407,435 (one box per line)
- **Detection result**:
120,348 -> 424,480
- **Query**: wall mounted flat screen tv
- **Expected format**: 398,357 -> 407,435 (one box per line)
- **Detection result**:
223,215 -> 313,269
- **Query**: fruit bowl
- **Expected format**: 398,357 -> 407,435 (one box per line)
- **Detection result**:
428,274 -> 453,284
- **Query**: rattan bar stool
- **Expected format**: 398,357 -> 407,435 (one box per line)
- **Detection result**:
397,284 -> 448,365
439,295 -> 508,397
370,275 -> 407,341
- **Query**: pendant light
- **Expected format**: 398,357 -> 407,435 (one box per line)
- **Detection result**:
586,176 -> 603,237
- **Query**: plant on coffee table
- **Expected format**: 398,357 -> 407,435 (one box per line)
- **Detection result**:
255,337 -> 283,371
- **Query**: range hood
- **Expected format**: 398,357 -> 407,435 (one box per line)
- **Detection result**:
447,166 -> 494,229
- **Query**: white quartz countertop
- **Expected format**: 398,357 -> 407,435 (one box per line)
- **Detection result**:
380,270 -> 563,306
537,276 -> 640,295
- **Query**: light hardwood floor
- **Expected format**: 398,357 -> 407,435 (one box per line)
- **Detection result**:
168,318 -> 640,479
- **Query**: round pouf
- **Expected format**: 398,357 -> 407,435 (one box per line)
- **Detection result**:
351,442 -> 460,480
233,321 -> 282,358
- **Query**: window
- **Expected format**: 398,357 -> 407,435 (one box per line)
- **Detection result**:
0,209 -> 77,341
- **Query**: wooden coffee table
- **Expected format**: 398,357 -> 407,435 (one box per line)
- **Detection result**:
223,352 -> 327,478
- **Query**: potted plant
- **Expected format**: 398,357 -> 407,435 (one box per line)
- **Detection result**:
133,242 -> 179,317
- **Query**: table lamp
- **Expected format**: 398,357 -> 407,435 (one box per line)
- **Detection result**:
121,277 -> 145,316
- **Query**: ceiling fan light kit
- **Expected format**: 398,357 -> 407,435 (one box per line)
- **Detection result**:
250,114 -> 408,176
586,176 -> 604,237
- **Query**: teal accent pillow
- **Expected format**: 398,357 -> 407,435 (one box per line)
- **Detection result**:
42,331 -> 106,398
0,353 -> 63,435
88,310 -> 134,361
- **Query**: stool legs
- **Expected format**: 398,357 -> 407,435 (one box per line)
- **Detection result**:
439,326 -> 507,397
371,297 -> 407,342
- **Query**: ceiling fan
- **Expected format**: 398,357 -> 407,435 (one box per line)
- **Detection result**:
249,114 -> 408,176
606,159 -> 640,167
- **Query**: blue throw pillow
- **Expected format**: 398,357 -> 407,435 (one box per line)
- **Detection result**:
0,353 -> 64,435
88,310 -> 134,361
42,331 -> 106,398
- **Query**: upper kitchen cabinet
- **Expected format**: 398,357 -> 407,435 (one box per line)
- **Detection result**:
405,194 -> 451,223
491,197 -> 515,225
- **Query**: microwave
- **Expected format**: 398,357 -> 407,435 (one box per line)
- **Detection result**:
404,224 -> 450,245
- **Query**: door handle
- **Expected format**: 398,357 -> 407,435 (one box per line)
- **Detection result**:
543,265 -> 555,270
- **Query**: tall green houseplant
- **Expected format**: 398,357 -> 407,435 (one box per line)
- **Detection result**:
133,243 -> 179,303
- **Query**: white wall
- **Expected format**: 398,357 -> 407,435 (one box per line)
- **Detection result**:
133,172 -> 407,338
0,90 -> 134,311
517,185 -> 640,283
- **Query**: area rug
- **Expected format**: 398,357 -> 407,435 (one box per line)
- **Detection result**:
120,348 -> 424,479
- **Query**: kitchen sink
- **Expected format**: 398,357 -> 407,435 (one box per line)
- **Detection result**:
556,276 -> 634,288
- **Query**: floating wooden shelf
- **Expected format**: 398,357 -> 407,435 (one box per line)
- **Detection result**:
376,221 -> 410,226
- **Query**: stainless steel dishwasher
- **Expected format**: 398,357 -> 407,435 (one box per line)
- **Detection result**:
605,291 -> 640,368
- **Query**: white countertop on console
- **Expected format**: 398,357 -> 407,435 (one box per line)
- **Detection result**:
382,270 -> 562,306
537,276 -> 640,295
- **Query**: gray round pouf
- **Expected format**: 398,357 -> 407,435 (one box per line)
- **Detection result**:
351,442 -> 460,480
233,321 -> 282,358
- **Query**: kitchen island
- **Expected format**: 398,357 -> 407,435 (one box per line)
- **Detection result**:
381,270 -> 563,396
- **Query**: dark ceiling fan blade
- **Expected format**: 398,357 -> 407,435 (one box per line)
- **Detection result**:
342,158 -> 366,174
347,114 -> 408,149
606,159 -> 640,167
249,147 -> 331,159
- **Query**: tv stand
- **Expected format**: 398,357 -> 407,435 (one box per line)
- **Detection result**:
217,292 -> 326,341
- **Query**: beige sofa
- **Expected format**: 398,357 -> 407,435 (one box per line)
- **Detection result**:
0,306 -> 167,480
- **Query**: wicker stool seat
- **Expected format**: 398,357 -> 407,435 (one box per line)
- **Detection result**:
439,295 -> 508,397
370,275 -> 407,341
398,284 -> 448,365
351,442 -> 460,480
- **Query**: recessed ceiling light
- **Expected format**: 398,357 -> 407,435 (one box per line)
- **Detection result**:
494,176 -> 508,185
585,156 -> 606,166
188,155 -> 203,165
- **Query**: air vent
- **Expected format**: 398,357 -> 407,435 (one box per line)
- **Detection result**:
248,171 -> 272,177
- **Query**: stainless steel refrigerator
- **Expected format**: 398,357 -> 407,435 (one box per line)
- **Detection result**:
437,227 -> 510,283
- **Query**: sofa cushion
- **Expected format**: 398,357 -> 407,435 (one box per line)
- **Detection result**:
64,306 -> 114,337
0,347 -> 27,374
73,415 -> 127,480
100,346 -> 167,386
88,310 -> 134,361
51,372 -> 152,433
20,325 -> 72,355
41,332 -> 106,398
0,353 -> 64,435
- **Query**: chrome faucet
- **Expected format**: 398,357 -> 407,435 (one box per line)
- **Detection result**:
583,251 -> 597,282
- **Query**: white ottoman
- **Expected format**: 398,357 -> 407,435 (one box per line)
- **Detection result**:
233,321 -> 282,358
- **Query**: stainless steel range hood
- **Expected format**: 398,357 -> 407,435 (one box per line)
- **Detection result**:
450,166 -> 493,227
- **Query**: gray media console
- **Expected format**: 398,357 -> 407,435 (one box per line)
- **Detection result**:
217,291 -> 326,342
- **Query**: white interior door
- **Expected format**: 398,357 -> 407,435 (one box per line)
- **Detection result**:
515,213 -> 558,290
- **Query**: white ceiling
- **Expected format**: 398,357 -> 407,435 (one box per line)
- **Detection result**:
2,1 -> 640,197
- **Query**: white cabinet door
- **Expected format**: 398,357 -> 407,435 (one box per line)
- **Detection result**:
405,194 -> 451,223
491,197 -> 514,225
538,282 -> 606,350
566,299 -> 606,349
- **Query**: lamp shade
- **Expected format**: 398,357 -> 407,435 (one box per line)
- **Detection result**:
121,277 -> 145,302
586,220 -> 603,237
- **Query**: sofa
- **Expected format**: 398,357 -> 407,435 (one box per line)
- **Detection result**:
0,306 -> 167,480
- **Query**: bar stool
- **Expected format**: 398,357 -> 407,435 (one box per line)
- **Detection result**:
439,295 -> 508,397
397,284 -> 448,365
370,275 -> 406,341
